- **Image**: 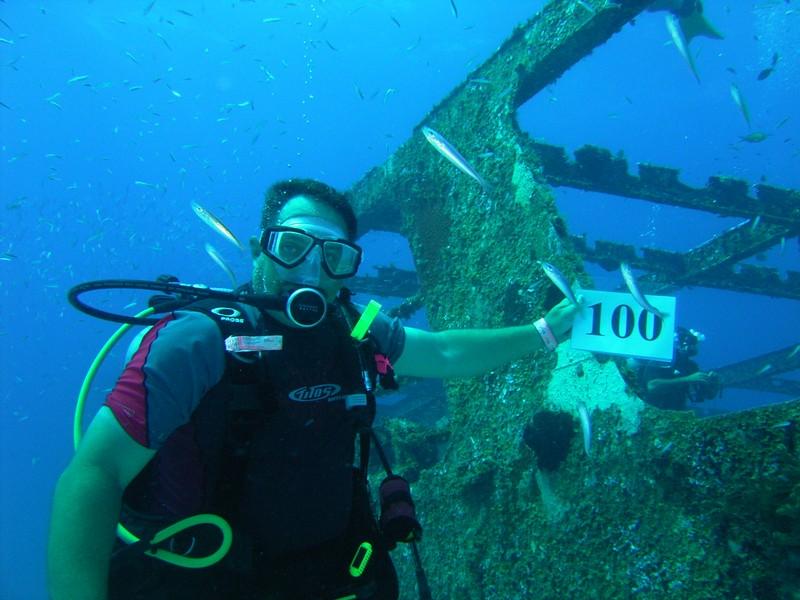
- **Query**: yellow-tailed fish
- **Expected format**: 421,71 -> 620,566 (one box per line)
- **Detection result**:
729,84 -> 751,129
620,262 -> 664,318
204,243 -> 237,288
191,201 -> 244,251
541,261 -> 578,305
665,15 -> 700,83
422,126 -> 492,194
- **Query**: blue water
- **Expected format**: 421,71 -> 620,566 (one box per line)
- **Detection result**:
0,2 -> 798,598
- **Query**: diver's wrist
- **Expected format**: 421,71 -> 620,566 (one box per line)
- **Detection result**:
534,318 -> 558,352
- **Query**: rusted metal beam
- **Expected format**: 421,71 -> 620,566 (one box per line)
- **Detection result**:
574,232 -> 800,300
715,344 -> 800,390
531,141 -> 800,227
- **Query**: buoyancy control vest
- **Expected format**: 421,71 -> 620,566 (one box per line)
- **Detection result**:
121,292 -> 397,562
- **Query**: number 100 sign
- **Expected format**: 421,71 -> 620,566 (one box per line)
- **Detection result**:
570,290 -> 676,361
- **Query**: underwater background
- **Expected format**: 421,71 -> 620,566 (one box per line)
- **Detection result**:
0,1 -> 798,598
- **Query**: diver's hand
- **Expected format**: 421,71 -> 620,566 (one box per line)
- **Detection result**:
544,296 -> 583,342
688,371 -> 717,385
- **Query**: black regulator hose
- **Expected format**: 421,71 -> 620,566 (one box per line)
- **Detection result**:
67,279 -> 263,325
67,278 -> 327,328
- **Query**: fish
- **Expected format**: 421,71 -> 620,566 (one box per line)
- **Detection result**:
205,243 -> 237,288
0,37 -> 13,45
67,74 -> 89,84
620,262 -> 664,318
353,83 -> 364,100
155,32 -> 172,50
751,215 -> 761,231
0,252 -> 17,261
177,9 -> 194,17
125,51 -> 138,64
757,52 -> 779,81
421,126 -> 492,194
647,1 -> 723,43
191,201 -> 244,251
665,14 -> 700,83
540,262 -> 578,306
325,40 -> 338,51
390,16 -> 400,28
0,17 -> 12,32
787,344 -> 800,359
449,0 -> 458,18
739,132 -> 769,143
729,83 -> 751,129
577,402 -> 591,457
755,363 -> 773,376
0,100 -> 9,110
134,180 -> 159,189
143,0 -> 156,16
406,35 -> 421,52
262,17 -> 281,23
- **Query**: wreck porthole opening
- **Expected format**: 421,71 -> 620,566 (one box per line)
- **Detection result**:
355,230 -> 448,426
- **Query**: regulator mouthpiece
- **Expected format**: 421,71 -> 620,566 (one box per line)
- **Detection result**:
285,287 -> 327,328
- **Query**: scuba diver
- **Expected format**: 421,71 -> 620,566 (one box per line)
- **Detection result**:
47,178 -> 581,600
634,326 -> 721,411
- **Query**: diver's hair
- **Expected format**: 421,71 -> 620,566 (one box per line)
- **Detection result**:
261,178 -> 357,240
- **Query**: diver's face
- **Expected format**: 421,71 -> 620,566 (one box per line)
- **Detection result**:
251,196 -> 355,301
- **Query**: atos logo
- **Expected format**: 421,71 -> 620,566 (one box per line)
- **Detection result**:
288,384 -> 342,402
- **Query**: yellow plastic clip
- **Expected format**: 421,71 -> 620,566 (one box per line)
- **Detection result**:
349,300 -> 381,342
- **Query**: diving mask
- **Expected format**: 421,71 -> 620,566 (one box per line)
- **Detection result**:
260,217 -> 362,287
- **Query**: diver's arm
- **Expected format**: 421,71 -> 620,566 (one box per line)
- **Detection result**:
48,407 -> 155,600
394,298 -> 579,379
647,371 -> 715,392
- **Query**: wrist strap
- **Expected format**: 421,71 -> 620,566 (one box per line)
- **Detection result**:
534,318 -> 558,352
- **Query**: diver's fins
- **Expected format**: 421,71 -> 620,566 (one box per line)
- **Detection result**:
679,7 -> 723,42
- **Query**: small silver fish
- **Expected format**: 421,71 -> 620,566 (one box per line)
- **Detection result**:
204,243 -> 237,288
422,126 -> 491,194
620,262 -> 664,318
67,74 -> 89,84
541,262 -> 578,305
191,201 -> 243,251
449,0 -> 458,18
755,363 -> 772,376
730,84 -> 751,129
577,402 -> 591,457
665,15 -> 700,83
134,180 -> 158,189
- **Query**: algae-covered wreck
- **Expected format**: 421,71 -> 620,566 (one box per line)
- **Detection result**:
347,0 -> 800,597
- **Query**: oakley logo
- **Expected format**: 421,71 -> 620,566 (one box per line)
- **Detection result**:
211,306 -> 244,323
289,384 -> 342,402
